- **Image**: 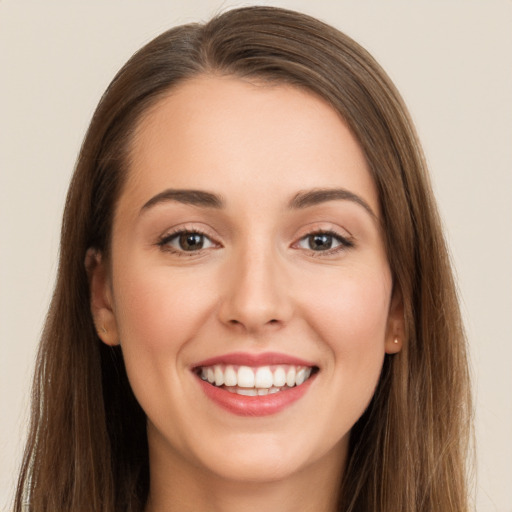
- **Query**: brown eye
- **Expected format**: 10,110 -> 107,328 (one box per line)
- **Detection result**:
179,233 -> 205,251
296,231 -> 353,253
307,234 -> 334,251
159,231 -> 216,252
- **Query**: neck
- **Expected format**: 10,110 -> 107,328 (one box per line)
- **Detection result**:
144,437 -> 346,512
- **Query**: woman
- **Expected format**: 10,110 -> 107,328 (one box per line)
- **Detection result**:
14,6 -> 472,512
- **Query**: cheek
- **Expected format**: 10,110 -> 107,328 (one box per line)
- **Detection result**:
306,264 -> 391,342
283,264 -> 392,456
114,266 -> 214,349
110,263 -> 217,403
300,263 -> 391,387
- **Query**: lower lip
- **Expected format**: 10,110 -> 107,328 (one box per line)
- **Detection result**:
196,375 -> 316,416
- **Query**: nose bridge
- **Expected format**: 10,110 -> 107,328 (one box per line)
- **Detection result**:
218,238 -> 291,331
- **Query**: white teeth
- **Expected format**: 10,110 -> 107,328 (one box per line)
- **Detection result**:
295,368 -> 306,386
225,386 -> 284,396
237,366 -> 255,388
199,363 -> 315,392
286,367 -> 296,387
236,388 -> 258,396
214,366 -> 224,386
255,366 -> 273,388
273,366 -> 286,387
224,365 -> 237,386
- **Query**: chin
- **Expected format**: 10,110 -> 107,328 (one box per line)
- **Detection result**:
201,452 -> 309,484
187,429 -> 347,485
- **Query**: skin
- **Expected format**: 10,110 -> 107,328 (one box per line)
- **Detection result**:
89,75 -> 403,512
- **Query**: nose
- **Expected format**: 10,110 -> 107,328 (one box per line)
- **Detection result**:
217,247 -> 293,333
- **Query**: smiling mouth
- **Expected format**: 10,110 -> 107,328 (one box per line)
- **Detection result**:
195,364 -> 319,396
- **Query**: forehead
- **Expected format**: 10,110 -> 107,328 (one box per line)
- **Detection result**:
121,74 -> 378,216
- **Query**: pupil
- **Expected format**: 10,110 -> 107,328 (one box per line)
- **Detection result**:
180,233 -> 203,251
309,234 -> 332,251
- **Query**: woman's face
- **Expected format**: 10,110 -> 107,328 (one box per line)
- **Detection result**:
91,75 -> 402,485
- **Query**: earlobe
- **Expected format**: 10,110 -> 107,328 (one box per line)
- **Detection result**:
85,248 -> 120,346
385,286 -> 405,354
386,335 -> 402,354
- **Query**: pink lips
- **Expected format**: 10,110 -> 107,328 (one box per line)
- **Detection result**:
193,352 -> 317,417
194,351 -> 315,368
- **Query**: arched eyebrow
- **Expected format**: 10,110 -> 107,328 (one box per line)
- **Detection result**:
141,189 -> 224,212
288,188 -> 376,219
140,187 -> 376,219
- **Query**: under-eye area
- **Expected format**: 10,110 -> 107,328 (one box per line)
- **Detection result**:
195,364 -> 320,396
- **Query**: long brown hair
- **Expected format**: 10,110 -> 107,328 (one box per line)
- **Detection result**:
14,6 -> 472,511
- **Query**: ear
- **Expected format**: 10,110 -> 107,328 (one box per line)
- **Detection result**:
385,286 -> 405,354
85,248 -> 120,346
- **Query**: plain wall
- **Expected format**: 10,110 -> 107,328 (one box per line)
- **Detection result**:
1,1 -> 511,510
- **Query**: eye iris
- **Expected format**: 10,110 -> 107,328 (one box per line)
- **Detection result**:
309,234 -> 332,251
179,233 -> 204,251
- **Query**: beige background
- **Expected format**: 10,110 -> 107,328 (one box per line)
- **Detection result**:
1,1 -> 511,510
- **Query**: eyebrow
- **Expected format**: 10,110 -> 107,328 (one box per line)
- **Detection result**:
141,189 -> 224,212
140,187 -> 376,219
289,188 -> 377,219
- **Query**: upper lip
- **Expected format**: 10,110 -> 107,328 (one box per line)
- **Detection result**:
193,351 -> 317,368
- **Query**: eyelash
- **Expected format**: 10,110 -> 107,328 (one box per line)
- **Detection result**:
295,230 -> 354,256
156,228 -> 354,256
157,228 -> 217,256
